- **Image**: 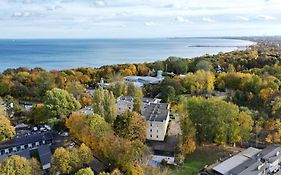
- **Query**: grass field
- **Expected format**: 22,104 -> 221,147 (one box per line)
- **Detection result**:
171,145 -> 231,175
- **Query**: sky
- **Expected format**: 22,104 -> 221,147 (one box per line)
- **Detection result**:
0,0 -> 281,38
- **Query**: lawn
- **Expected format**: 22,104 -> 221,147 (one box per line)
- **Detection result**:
171,145 -> 231,175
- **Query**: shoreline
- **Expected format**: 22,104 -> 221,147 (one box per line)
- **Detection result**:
0,38 -> 255,72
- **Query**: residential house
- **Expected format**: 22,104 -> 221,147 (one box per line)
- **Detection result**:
142,103 -> 170,141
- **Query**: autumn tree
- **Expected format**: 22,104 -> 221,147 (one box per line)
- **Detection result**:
0,155 -> 32,175
29,158 -> 42,175
182,70 -> 215,94
0,115 -> 15,141
75,168 -> 94,175
51,144 -> 93,175
44,88 -> 81,119
92,88 -> 116,123
114,111 -> 147,142
66,112 -> 113,152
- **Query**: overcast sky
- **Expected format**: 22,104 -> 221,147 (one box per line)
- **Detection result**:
1,0 -> 281,38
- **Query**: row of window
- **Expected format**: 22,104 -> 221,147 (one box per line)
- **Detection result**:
150,135 -> 159,138
150,129 -> 159,133
0,140 -> 50,156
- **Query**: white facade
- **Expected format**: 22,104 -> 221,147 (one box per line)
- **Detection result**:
143,103 -> 170,141
147,115 -> 170,141
116,96 -> 134,115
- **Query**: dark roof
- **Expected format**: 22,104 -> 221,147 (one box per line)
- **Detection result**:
89,158 -> 108,174
38,145 -> 52,166
259,146 -> 281,163
146,135 -> 179,155
0,132 -> 54,150
142,103 -> 169,122
17,149 -> 31,159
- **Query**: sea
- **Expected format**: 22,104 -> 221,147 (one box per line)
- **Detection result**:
0,38 -> 254,72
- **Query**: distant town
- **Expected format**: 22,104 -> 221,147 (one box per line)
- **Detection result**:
1,36 -> 281,175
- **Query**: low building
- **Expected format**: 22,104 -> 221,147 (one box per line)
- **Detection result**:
124,70 -> 164,87
147,135 -> 179,165
0,132 -> 54,170
116,96 -> 134,115
212,146 -> 281,175
142,103 -> 170,141
116,96 -> 161,115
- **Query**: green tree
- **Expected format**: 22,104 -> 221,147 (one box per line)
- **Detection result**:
111,82 -> 127,97
34,71 -> 55,98
0,155 -> 31,175
127,83 -> 143,113
0,115 -> 15,141
178,97 -> 253,144
44,88 -> 81,119
92,88 -> 116,123
65,81 -> 85,100
195,60 -> 213,71
75,168 -> 94,175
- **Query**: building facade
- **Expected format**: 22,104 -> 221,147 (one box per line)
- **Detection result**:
142,103 -> 170,141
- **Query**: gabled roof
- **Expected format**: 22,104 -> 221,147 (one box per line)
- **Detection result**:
212,147 -> 261,175
0,132 -> 54,150
38,145 -> 52,167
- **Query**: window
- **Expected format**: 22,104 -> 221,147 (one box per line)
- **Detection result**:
150,135 -> 152,138
150,129 -> 152,132
157,130 -> 158,133
150,123 -> 152,127
156,135 -> 159,138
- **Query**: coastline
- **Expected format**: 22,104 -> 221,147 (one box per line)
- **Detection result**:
0,38 -> 255,72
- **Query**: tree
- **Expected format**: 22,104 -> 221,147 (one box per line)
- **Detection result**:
0,115 -> 15,141
111,82 -> 127,98
65,81 -> 85,100
179,114 -> 196,155
29,158 -> 42,175
178,97 -> 253,144
66,112 -> 113,152
161,85 -> 176,103
195,60 -> 213,71
127,83 -> 143,113
0,155 -> 31,175
51,147 -> 72,175
182,71 -> 215,94
51,144 -> 94,175
28,104 -> 48,124
92,88 -> 116,123
44,88 -> 81,119
114,111 -> 147,142
75,168 -> 94,175
34,71 -> 55,98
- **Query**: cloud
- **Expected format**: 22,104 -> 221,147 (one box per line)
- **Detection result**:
202,17 -> 215,23
257,14 -> 276,20
176,16 -> 192,23
236,16 -> 249,21
144,21 -> 156,26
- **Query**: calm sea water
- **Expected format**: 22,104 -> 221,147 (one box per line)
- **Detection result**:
0,38 -> 253,71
